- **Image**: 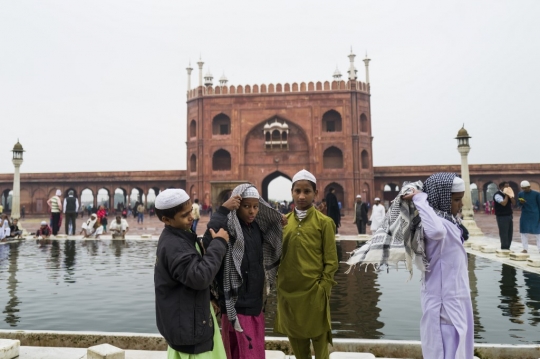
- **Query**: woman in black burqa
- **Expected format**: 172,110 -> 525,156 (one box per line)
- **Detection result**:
325,187 -> 341,234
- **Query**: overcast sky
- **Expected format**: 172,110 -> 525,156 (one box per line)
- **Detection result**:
1,1 -> 539,176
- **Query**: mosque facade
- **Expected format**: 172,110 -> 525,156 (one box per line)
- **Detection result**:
185,52 -> 374,211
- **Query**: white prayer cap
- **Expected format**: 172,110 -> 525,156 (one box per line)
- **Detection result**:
242,186 -> 260,199
374,197 -> 381,201
521,180 -> 531,187
56,189 -> 62,196
292,169 -> 316,184
451,177 -> 465,193
356,194 -> 362,198
40,221 -> 47,225
155,189 -> 190,210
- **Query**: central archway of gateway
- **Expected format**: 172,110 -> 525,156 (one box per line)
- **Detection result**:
244,117 -> 310,196
261,171 -> 292,202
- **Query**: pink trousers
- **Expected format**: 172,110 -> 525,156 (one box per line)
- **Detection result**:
221,312 -> 265,359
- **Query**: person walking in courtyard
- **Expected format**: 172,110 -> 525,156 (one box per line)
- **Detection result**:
191,198 -> 201,234
21,205 -> 25,219
517,180 -> 540,254
47,189 -> 63,236
137,203 -> 145,224
402,173 -> 474,359
63,190 -> 79,235
274,169 -> 338,359
369,197 -> 386,232
202,184 -> 283,359
494,182 -> 515,250
352,194 -> 369,235
154,188 -> 229,359
325,187 -> 340,235
97,205 -> 108,233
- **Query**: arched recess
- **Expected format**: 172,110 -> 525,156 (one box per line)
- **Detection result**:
189,185 -> 197,200
361,150 -> 370,169
81,188 -> 95,210
147,188 -> 157,209
322,110 -> 342,132
383,183 -> 399,203
483,182 -> 498,203
362,182 -> 371,203
323,146 -> 344,169
324,182 -> 344,208
1,189 -> 12,211
189,120 -> 197,138
212,149 -> 231,171
530,181 -> 540,191
97,188 -> 111,209
20,188 -> 31,214
190,154 -> 197,173
360,113 -> 368,132
113,188 -> 128,211
243,116 -> 310,175
33,188 -> 46,213
261,171 -> 292,202
470,183 -> 479,207
130,188 -> 145,207
212,113 -> 231,135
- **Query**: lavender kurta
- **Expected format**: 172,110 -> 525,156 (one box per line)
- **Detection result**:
413,193 -> 474,359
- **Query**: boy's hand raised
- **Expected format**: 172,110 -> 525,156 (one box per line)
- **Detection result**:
223,195 -> 242,211
210,228 -> 229,242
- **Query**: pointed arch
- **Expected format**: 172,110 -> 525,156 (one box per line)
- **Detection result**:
322,109 -> 342,132
323,146 -> 344,169
212,149 -> 231,171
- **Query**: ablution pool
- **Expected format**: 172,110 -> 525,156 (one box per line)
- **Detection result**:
0,239 -> 538,344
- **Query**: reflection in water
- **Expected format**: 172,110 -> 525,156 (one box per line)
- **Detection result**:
64,240 -> 77,283
0,240 -> 540,344
468,254 -> 485,340
2,243 -> 21,326
523,272 -> 540,326
498,265 -> 525,324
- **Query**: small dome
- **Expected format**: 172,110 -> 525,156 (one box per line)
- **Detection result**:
282,121 -> 289,129
264,122 -> 271,129
204,70 -> 213,78
333,67 -> 342,77
456,125 -> 470,138
13,141 -> 24,151
220,74 -> 228,82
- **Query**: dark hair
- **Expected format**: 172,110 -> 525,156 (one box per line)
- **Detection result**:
499,182 -> 507,189
291,180 -> 317,191
155,200 -> 191,222
194,199 -> 199,204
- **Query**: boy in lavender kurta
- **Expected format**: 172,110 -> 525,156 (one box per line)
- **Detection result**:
403,173 -> 474,359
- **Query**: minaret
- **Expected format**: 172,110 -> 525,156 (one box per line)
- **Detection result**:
186,62 -> 193,91
333,66 -> 342,80
347,48 -> 357,80
204,68 -> 214,87
363,52 -> 371,84
11,140 -> 24,220
219,73 -> 228,88
197,57 -> 204,88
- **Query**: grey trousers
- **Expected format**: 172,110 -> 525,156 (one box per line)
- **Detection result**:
496,215 -> 513,250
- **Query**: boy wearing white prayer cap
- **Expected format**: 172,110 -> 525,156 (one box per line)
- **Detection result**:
517,180 -> 540,253
274,169 -> 338,359
202,184 -> 283,359
154,188 -> 229,358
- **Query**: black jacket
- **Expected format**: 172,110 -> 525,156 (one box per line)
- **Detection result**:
202,206 -> 265,316
154,225 -> 227,354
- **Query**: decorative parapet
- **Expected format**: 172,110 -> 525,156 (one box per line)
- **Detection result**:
187,80 -> 370,99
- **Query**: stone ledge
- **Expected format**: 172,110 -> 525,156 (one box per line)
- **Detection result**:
88,343 -> 125,359
496,249 -> 511,257
480,246 -> 496,253
0,339 -> 19,359
509,252 -> 530,261
527,259 -> 540,268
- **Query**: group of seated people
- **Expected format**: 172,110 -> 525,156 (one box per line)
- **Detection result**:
32,215 -> 129,239
0,215 -> 23,241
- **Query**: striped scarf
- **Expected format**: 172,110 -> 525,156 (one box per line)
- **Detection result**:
224,184 -> 283,332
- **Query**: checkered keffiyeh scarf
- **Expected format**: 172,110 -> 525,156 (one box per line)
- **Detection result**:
224,183 -> 283,332
345,180 -> 428,280
345,173 -> 462,280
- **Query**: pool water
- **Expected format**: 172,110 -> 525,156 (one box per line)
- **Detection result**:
0,240 -> 538,344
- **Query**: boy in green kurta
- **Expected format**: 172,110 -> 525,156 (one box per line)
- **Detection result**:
274,169 -> 339,359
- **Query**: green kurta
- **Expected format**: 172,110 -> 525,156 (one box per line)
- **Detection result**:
274,206 -> 338,340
